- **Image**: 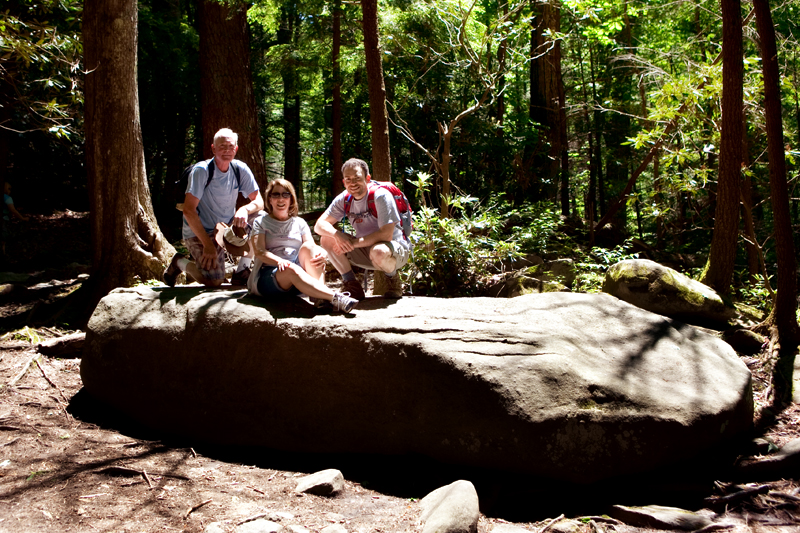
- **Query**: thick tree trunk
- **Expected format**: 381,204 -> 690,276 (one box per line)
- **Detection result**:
198,0 -> 268,192
753,0 -> 799,407
362,0 -> 392,295
529,0 -> 562,201
362,0 -> 392,182
700,0 -> 743,295
84,0 -> 174,299
331,0 -> 344,197
277,3 -> 302,202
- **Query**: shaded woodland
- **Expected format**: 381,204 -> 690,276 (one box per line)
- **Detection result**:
1,0 -> 799,381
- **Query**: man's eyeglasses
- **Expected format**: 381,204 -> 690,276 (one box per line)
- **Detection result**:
269,192 -> 292,199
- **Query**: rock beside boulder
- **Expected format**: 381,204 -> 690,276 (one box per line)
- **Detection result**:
419,480 -> 479,533
295,469 -> 344,496
603,259 -> 736,326
81,288 -> 753,483
608,505 -> 712,531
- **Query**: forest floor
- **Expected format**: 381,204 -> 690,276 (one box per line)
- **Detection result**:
0,211 -> 798,533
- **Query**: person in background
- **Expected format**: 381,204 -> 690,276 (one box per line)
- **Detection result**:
3,181 -> 30,255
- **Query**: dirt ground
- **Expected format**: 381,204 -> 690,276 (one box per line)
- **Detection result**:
0,212 -> 798,533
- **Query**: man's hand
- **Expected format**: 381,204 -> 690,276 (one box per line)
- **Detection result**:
200,242 -> 218,271
233,205 -> 250,227
333,231 -> 355,253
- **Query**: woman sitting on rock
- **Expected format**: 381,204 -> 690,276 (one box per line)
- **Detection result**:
247,179 -> 358,313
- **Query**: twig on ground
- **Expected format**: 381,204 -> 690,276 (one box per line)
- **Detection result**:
691,523 -> 736,533
184,499 -> 212,519
93,465 -> 190,481
704,484 -> 775,510
580,516 -> 622,525
247,485 -> 265,495
237,513 -> 267,526
142,469 -> 153,488
771,491 -> 800,503
35,360 -> 69,403
0,437 -> 20,447
190,447 -> 197,458
6,353 -> 40,388
539,514 -> 565,533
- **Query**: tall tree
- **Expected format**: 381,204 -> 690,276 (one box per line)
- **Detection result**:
198,0 -> 268,191
276,0 -> 303,201
529,0 -> 564,203
83,0 -> 175,300
331,0 -> 345,197
699,0 -> 743,295
361,0 -> 392,182
753,0 -> 799,407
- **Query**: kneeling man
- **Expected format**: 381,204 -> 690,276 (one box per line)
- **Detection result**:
314,158 -> 411,300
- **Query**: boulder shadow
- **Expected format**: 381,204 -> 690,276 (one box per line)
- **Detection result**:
67,387 -> 749,522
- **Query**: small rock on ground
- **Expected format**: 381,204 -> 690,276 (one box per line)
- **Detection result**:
295,469 -> 345,496
608,504 -> 711,530
235,519 -> 284,533
420,479 -> 480,533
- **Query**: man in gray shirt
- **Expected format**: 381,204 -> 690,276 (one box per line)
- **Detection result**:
163,128 -> 264,287
314,158 -> 411,300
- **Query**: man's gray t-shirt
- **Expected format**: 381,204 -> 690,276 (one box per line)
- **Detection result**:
323,185 -> 409,249
182,159 -> 259,239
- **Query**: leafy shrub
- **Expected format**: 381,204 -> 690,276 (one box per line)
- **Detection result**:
403,173 -> 523,296
573,240 -> 640,293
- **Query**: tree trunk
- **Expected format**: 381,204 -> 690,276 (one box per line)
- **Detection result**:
331,0 -> 344,198
362,0 -> 391,182
529,0 -> 562,200
198,0 -> 268,192
276,2 -> 302,202
753,0 -> 799,407
84,0 -> 175,299
700,0 -> 743,295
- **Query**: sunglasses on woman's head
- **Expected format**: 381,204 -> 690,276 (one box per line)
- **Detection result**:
269,192 -> 292,199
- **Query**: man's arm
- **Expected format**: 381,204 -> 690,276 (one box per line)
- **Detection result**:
315,213 -> 356,253
182,193 -> 218,271
6,202 -> 28,222
234,189 -> 265,227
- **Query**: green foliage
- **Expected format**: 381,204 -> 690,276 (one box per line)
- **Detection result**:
737,273 -> 773,314
405,172 -> 523,296
0,0 -> 83,137
573,240 -> 640,293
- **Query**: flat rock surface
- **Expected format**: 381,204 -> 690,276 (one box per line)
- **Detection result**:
81,288 -> 753,483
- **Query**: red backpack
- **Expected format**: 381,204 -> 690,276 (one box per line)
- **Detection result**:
343,181 -> 413,241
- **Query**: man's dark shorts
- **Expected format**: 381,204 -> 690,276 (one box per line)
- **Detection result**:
183,235 -> 227,281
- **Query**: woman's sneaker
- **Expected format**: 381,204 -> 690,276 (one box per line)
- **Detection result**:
331,292 -> 358,313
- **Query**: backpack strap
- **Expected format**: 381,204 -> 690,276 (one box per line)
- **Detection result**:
206,159 -> 243,192
343,193 -> 353,215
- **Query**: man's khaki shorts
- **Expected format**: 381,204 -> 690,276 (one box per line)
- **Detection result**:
346,240 -> 410,277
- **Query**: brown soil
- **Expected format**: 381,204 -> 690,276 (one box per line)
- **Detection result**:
0,212 -> 798,533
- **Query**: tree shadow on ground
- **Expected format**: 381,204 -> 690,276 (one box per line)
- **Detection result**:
67,386 -> 750,522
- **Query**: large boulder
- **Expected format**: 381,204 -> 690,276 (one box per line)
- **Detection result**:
603,259 -> 736,326
81,287 -> 753,484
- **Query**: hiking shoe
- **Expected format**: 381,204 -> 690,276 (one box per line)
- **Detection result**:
384,274 -> 403,298
230,267 -> 251,286
331,291 -> 358,313
163,253 -> 184,287
342,278 -> 366,301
